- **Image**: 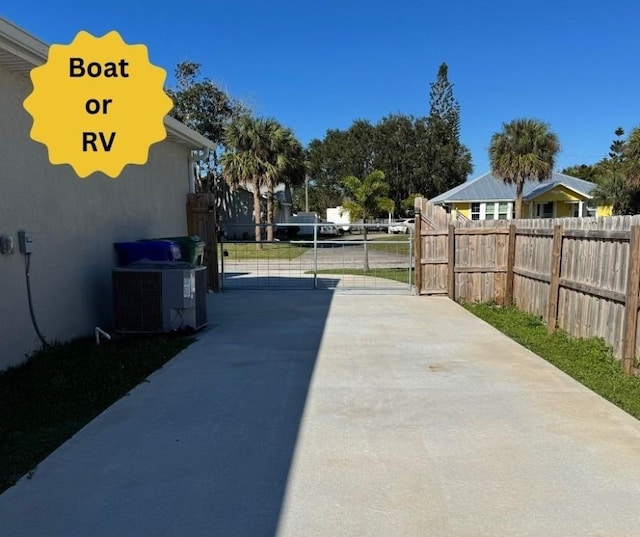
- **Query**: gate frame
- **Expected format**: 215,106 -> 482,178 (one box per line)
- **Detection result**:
219,222 -> 413,292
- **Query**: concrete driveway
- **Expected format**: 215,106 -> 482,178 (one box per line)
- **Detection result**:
2,288 -> 640,536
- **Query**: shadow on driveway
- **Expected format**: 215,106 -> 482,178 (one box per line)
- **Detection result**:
0,278 -> 335,537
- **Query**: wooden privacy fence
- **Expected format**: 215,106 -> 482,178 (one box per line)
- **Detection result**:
186,193 -> 219,292
414,198 -> 640,373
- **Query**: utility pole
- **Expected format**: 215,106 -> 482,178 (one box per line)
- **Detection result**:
305,175 -> 309,212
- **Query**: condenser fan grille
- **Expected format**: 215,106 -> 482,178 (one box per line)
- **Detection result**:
113,271 -> 163,332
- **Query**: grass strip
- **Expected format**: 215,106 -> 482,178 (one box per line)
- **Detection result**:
221,241 -> 309,260
462,302 -> 640,420
367,234 -> 412,256
0,334 -> 193,493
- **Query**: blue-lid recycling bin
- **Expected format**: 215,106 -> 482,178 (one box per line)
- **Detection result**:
113,240 -> 181,267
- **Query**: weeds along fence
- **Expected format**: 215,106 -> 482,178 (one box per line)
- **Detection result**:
414,197 -> 640,373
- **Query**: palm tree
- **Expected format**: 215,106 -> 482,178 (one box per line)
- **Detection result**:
258,119 -> 288,242
221,115 -> 281,248
263,126 -> 306,241
590,171 -> 630,216
489,118 -> 560,219
342,170 -> 394,270
625,126 -> 640,187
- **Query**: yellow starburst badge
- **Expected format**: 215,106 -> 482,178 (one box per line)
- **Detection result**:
23,30 -> 173,178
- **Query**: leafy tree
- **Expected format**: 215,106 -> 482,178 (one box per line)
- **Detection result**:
590,173 -> 634,215
342,170 -> 394,270
488,118 -> 560,219
306,122 -> 376,190
166,62 -> 248,192
372,114 -> 430,208
306,115 -> 430,212
305,63 -> 472,215
591,128 -> 640,215
291,180 -> 343,215
560,164 -> 600,182
300,137 -> 344,212
402,193 -> 423,215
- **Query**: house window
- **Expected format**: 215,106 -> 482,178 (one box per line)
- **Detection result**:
471,203 -> 480,220
498,202 -> 509,220
536,202 -> 554,218
572,203 -> 580,218
586,203 -> 596,217
485,203 -> 494,220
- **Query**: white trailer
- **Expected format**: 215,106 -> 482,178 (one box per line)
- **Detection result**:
326,206 -> 351,232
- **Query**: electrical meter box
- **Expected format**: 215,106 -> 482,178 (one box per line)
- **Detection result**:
18,231 -> 33,254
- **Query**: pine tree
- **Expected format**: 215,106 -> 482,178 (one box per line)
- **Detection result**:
426,63 -> 473,194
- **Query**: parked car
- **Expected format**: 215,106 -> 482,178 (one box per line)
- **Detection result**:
319,222 -> 341,236
274,225 -> 299,240
390,218 -> 415,234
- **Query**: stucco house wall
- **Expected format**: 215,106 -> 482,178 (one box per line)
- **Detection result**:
0,20 -> 213,369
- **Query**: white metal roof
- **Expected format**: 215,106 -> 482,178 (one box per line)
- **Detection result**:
430,171 -> 596,204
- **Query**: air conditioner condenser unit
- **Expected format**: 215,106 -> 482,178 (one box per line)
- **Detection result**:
112,264 -> 207,334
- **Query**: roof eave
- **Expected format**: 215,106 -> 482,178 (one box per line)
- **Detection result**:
436,198 -> 515,203
0,17 -> 48,73
523,182 -> 593,202
0,17 -> 215,151
164,116 -> 216,150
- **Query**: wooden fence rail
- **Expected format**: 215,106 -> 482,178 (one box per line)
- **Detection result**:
414,197 -> 640,373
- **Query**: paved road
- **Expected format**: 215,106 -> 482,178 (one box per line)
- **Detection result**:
2,291 -> 640,536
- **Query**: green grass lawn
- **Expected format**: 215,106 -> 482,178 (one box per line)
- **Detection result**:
463,302 -> 640,420
221,241 -> 309,260
221,235 -> 410,260
310,268 -> 414,285
368,234 -> 413,256
0,335 -> 193,493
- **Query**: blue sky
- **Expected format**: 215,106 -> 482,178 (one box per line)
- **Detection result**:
4,0 -> 639,177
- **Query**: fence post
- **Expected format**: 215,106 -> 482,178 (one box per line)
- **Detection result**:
546,224 -> 563,333
219,231 -> 225,291
448,224 -> 456,300
186,194 -> 196,235
414,201 -> 423,295
622,225 -> 640,374
505,224 -> 517,306
207,201 -> 219,292
313,223 -> 318,290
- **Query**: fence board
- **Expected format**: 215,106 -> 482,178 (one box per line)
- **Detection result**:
448,224 -> 455,299
622,226 -> 640,373
546,225 -> 563,333
414,200 -> 640,370
414,204 -> 423,293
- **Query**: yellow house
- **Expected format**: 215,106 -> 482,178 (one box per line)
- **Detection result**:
429,171 -> 611,221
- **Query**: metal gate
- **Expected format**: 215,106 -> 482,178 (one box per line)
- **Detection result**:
219,223 -> 414,293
